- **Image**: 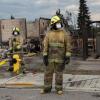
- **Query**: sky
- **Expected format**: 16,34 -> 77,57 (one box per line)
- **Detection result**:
0,0 -> 100,21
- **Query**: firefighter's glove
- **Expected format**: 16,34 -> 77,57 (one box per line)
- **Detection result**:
64,56 -> 70,64
43,55 -> 48,66
12,58 -> 17,64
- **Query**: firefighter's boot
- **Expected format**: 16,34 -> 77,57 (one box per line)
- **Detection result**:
57,90 -> 63,95
40,89 -> 51,94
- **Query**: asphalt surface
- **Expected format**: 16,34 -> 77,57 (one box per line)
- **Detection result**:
0,88 -> 100,100
1,56 -> 100,77
0,56 -> 100,100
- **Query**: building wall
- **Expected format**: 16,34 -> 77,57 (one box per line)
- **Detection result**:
39,18 -> 50,39
0,18 -> 27,42
0,21 -> 2,42
39,18 -> 50,34
27,20 -> 39,38
27,18 -> 50,39
0,17 -> 49,42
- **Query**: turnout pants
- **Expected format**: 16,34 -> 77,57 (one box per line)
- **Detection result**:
44,62 -> 64,91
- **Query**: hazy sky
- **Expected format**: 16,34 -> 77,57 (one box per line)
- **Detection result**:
0,0 -> 100,21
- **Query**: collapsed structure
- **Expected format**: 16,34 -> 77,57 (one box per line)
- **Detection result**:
0,17 -> 50,43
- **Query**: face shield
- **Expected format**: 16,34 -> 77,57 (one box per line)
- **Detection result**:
13,31 -> 19,36
56,23 -> 62,29
14,32 -> 18,35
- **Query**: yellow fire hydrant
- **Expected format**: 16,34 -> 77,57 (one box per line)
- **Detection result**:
12,54 -> 21,74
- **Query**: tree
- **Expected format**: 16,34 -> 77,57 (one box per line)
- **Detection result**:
56,9 -> 69,31
77,0 -> 91,59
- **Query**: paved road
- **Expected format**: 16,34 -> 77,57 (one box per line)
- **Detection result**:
0,88 -> 100,100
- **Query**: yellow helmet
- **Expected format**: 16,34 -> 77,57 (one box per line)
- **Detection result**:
13,27 -> 20,32
12,27 -> 20,36
13,54 -> 20,59
50,15 -> 61,25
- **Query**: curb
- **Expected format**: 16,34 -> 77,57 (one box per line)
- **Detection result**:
1,83 -> 100,93
0,83 -> 43,88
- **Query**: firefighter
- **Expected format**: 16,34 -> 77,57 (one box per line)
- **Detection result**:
40,15 -> 72,95
8,27 -> 23,74
9,27 -> 22,53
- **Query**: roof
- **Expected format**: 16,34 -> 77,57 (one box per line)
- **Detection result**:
91,21 -> 100,24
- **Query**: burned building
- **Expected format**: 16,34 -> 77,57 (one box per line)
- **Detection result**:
27,20 -> 39,38
27,17 -> 50,39
0,18 -> 27,42
26,17 -> 50,52
39,17 -> 50,39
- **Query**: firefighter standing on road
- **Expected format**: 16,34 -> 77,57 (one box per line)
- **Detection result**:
41,15 -> 72,95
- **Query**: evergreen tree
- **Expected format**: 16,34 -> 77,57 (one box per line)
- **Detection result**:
77,0 -> 91,59
78,0 -> 91,37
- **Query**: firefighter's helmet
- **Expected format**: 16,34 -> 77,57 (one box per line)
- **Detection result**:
50,15 -> 61,25
13,27 -> 20,32
12,27 -> 20,36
